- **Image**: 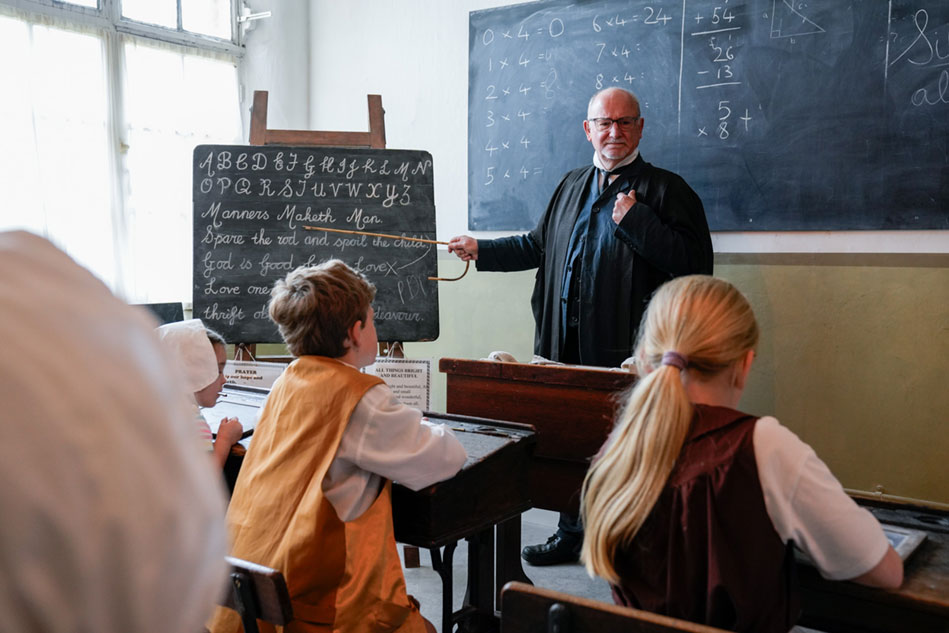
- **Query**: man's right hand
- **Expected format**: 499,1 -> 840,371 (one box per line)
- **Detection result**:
448,236 -> 479,261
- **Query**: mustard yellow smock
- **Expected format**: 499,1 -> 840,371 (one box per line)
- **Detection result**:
208,356 -> 426,633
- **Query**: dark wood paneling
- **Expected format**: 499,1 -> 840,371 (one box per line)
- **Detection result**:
440,358 -> 636,513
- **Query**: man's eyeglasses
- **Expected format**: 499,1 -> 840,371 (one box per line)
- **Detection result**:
588,116 -> 640,131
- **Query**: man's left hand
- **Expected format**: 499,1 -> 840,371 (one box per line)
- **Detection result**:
613,190 -> 637,224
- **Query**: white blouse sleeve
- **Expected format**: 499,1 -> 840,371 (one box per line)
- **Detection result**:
753,417 -> 890,581
323,383 -> 467,521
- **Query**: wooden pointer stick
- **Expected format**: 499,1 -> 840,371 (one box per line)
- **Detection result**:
303,225 -> 446,245
302,225 -> 469,282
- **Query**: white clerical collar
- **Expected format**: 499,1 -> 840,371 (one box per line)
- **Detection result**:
592,148 -> 639,172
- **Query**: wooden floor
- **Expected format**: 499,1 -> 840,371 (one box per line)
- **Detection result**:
402,509 -> 612,632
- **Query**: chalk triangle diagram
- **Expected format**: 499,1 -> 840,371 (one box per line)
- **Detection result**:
770,0 -> 826,39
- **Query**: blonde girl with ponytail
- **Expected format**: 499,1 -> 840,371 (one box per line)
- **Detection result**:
580,275 -> 902,632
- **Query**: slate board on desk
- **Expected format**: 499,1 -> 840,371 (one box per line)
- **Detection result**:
468,0 -> 949,231
193,144 -> 438,343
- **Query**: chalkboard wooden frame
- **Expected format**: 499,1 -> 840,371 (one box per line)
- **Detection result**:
468,0 -> 949,232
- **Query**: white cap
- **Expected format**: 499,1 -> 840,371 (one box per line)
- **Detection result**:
157,318 -> 220,393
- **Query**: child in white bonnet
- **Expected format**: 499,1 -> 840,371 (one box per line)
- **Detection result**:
157,318 -> 243,468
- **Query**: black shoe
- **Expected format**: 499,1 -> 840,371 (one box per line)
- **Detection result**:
521,533 -> 581,566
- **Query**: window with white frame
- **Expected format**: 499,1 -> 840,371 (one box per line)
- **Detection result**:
0,0 -> 242,303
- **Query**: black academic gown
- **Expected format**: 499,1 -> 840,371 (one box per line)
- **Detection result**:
477,155 -> 713,368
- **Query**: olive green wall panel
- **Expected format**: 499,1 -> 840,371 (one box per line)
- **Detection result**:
404,252 -> 948,505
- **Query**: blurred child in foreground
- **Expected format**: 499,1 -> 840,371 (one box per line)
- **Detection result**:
0,231 -> 226,633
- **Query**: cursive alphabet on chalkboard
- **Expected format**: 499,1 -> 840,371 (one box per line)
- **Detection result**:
193,145 -> 439,344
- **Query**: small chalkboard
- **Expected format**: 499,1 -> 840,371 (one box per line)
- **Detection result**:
193,144 -> 438,344
468,0 -> 949,231
136,302 -> 184,324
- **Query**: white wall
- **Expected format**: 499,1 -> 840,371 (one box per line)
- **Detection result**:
239,1 -> 311,134
306,0 -> 511,243
241,0 -> 947,253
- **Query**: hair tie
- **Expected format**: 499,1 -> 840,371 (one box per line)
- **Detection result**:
661,351 -> 688,371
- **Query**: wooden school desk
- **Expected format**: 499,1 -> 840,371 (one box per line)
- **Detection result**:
797,496 -> 949,633
394,413 -> 535,633
439,357 -> 949,633
439,357 -> 637,514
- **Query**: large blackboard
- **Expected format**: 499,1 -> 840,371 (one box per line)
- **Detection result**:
193,145 -> 438,343
469,0 -> 949,231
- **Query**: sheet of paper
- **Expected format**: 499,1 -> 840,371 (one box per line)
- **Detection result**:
363,357 -> 432,411
224,360 -> 286,389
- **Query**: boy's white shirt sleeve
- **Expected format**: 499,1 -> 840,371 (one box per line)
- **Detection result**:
323,383 -> 467,522
753,416 -> 890,581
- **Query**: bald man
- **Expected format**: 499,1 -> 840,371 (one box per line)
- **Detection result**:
449,88 -> 712,565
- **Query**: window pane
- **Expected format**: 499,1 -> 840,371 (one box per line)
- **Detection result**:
122,39 -> 241,302
64,0 -> 98,7
182,0 -> 231,39
0,16 -> 41,234
0,19 -> 115,287
122,0 -> 177,29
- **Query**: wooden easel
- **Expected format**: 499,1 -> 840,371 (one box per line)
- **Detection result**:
249,90 -> 386,148
236,89 -> 402,361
